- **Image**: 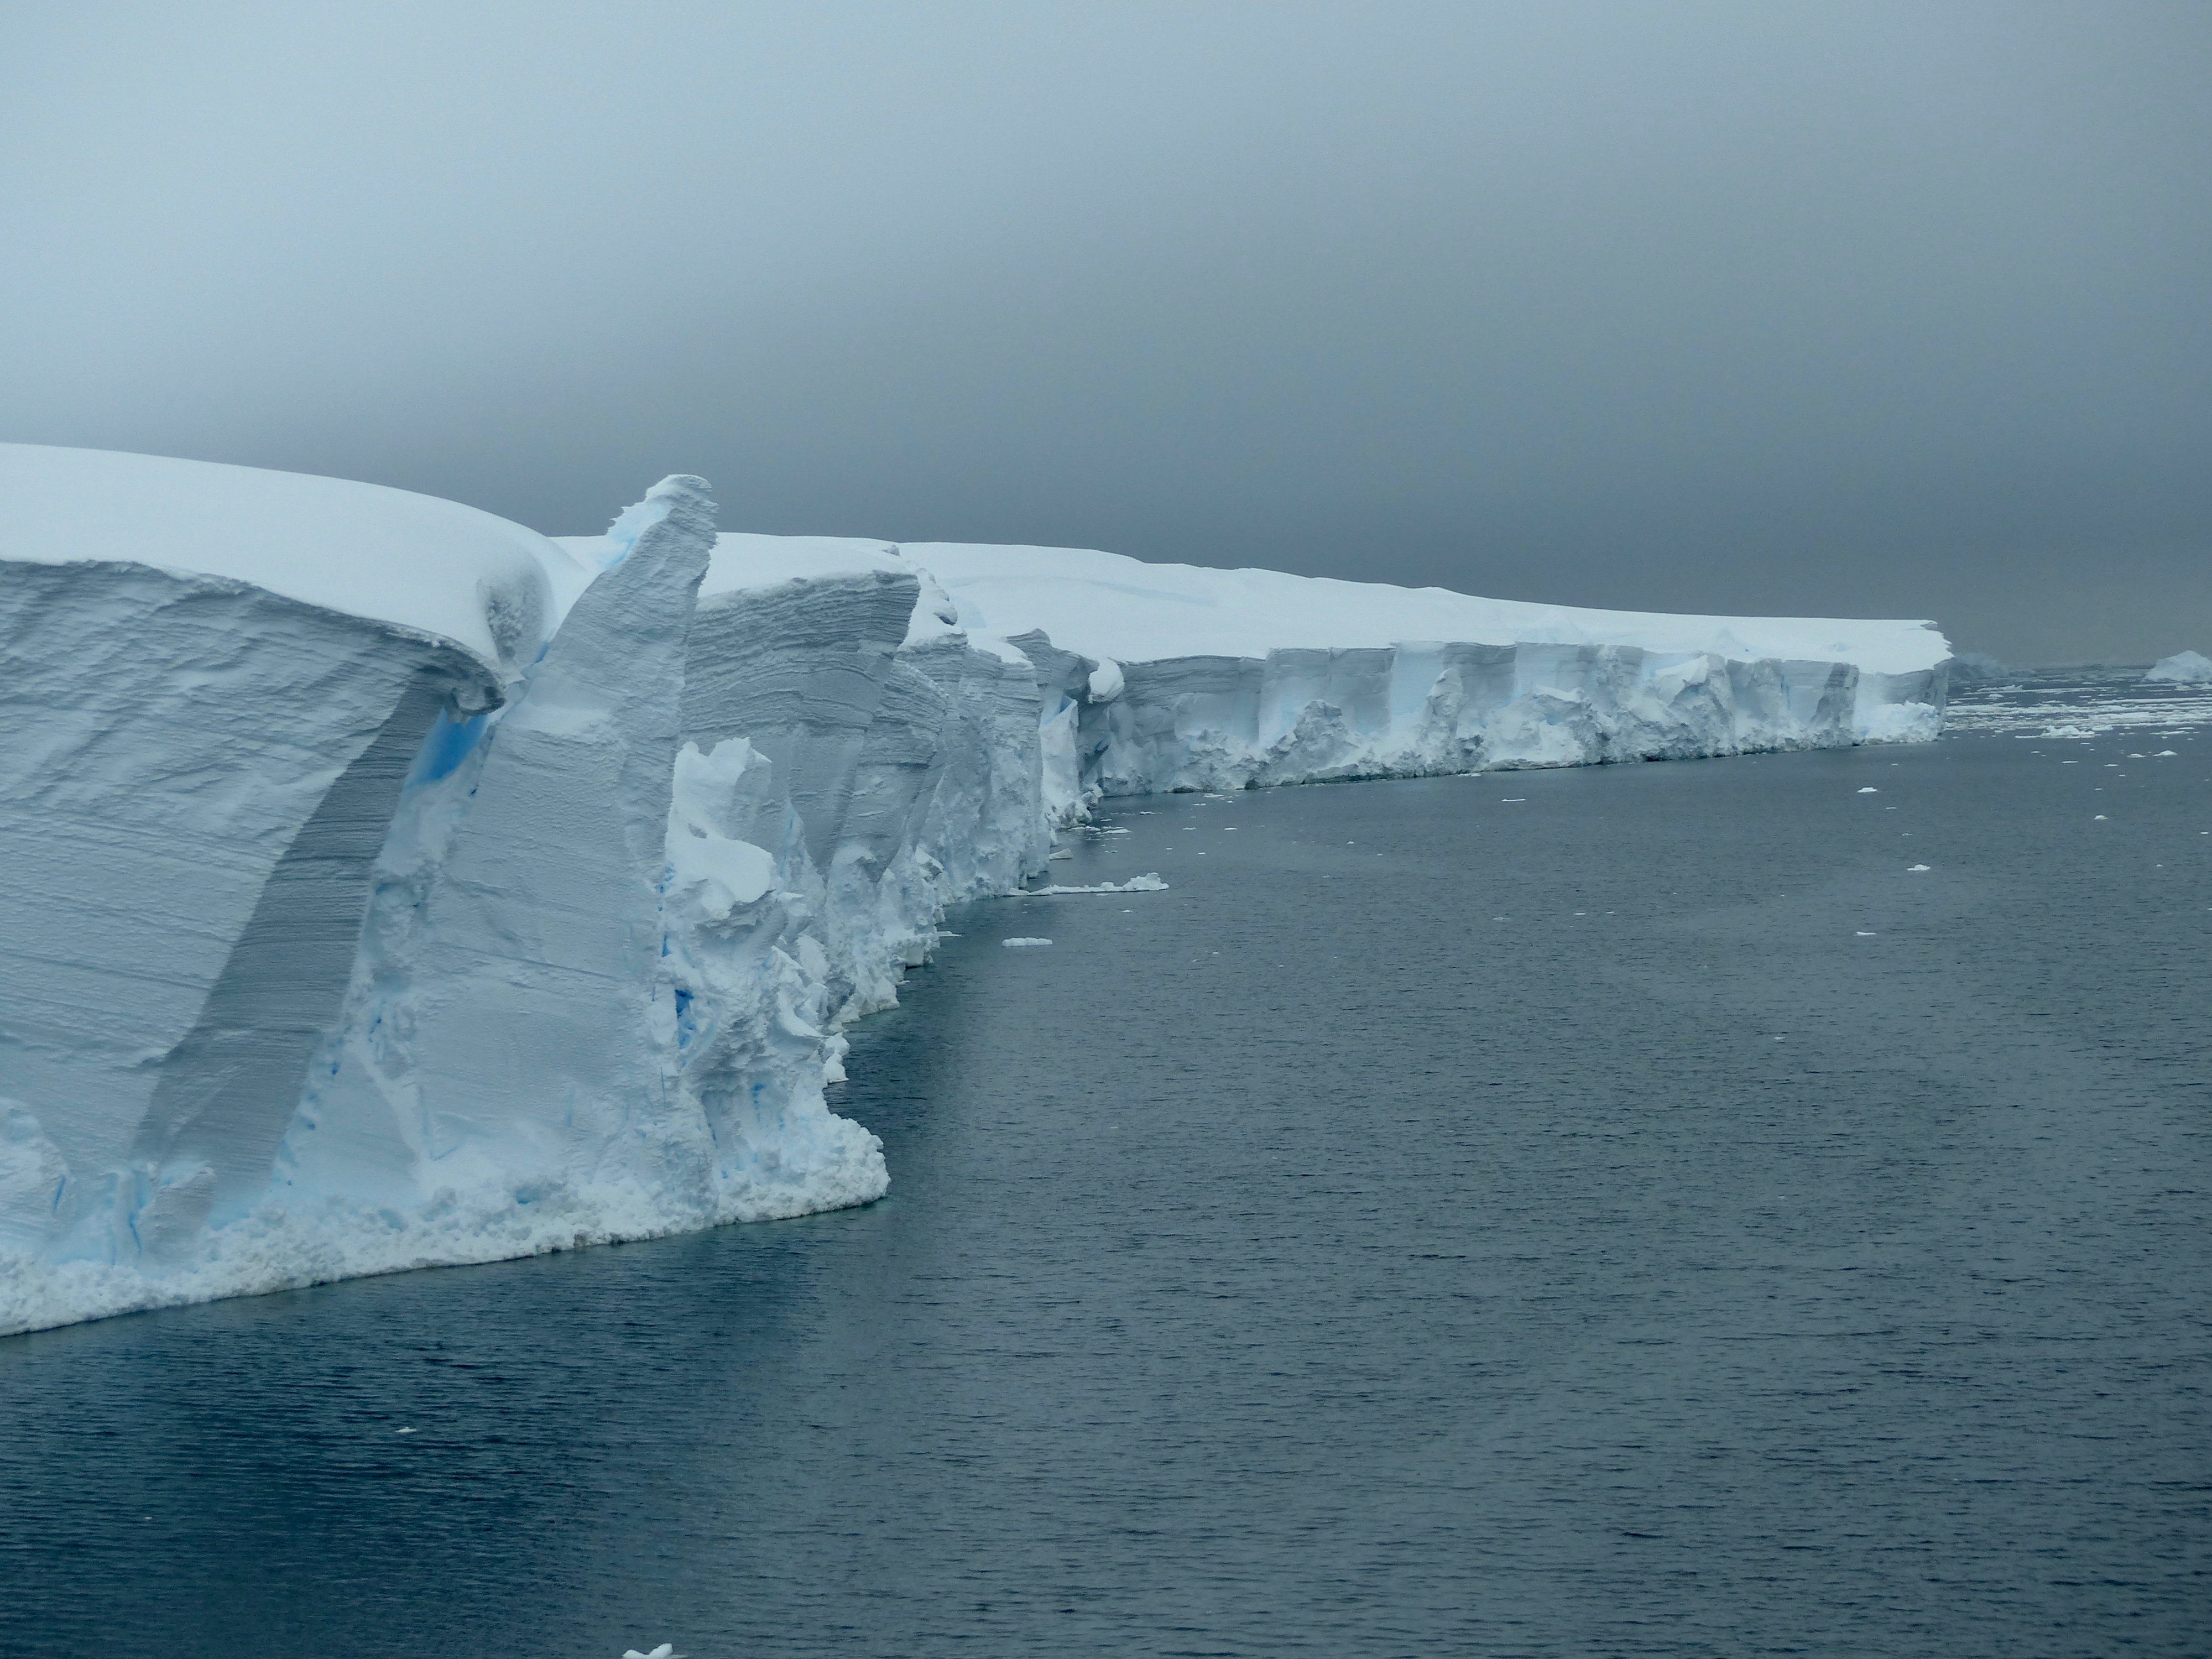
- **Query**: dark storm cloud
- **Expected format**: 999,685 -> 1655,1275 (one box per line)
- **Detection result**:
3,1 -> 2206,662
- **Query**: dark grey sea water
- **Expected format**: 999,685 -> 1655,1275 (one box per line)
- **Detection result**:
4,672 -> 2210,1658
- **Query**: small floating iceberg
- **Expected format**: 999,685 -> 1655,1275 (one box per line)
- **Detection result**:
2145,650 -> 2212,684
1014,874 -> 1170,896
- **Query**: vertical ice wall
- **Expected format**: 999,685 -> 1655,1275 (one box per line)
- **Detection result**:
1026,639 -> 1928,802
678,564 -> 1048,1023
1,475 -> 1069,1334
0,564 -> 504,1272
2,448 -> 1950,1335
278,476 -> 763,1230
900,538 -> 1950,805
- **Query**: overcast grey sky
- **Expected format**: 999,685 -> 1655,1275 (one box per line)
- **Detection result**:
4,1 -> 2206,662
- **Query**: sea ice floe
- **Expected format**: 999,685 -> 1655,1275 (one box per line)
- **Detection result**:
1015,874 -> 1170,895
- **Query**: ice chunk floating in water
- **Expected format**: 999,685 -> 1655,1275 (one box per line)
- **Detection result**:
1016,874 -> 1170,895
2146,650 -> 2212,684
0,442 -> 1955,1334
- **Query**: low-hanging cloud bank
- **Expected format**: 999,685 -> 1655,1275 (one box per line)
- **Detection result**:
1,1 -> 2205,662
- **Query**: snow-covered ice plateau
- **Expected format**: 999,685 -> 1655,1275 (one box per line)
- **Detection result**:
0,444 -> 1953,1333
904,540 -> 1954,797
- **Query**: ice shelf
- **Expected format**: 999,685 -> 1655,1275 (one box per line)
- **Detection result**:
1,445 -> 1951,1333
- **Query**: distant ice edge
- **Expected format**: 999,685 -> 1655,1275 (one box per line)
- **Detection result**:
0,456 -> 1949,1335
1027,634 -> 1945,811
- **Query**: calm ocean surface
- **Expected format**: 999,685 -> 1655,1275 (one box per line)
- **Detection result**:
4,671 -> 2209,1658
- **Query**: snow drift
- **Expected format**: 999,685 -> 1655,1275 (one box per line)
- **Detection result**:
1,444 -> 1950,1333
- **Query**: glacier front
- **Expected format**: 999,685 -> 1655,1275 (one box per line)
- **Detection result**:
0,444 -> 1951,1333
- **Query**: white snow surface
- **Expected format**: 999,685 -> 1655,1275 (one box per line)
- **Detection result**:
1,442 -> 576,685
3,453 -> 1954,1335
2146,650 -> 2212,684
905,541 -> 1950,676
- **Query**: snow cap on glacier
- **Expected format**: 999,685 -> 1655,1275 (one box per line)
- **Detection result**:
900,540 -> 1953,675
0,442 -> 572,680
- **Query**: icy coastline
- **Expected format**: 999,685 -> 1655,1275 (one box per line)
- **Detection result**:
0,445 -> 1952,1333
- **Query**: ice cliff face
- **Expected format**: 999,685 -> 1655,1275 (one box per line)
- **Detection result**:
0,455 -> 1064,1333
1,445 -> 1949,1334
1061,641 -> 1884,799
908,541 -> 1950,808
0,564 -> 501,1267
